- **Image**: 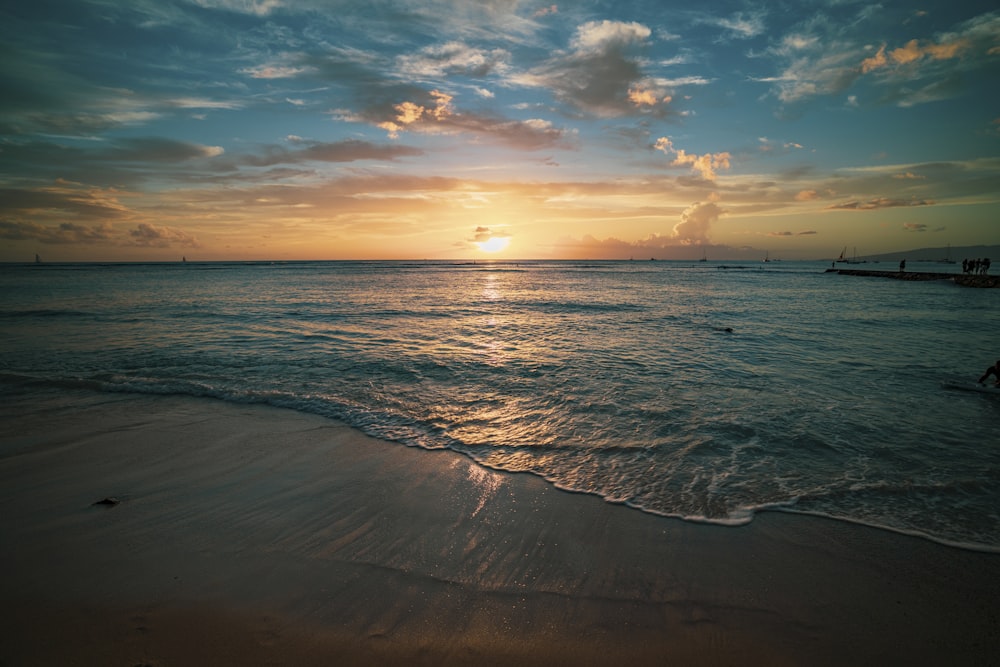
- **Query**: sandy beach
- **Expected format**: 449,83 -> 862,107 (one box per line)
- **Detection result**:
1,390 -> 997,666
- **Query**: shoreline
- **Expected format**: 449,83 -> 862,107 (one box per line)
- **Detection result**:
2,390 -> 999,665
826,267 -> 999,287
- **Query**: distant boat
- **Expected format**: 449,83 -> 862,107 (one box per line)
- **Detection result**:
762,251 -> 770,263
699,248 -> 707,262
937,244 -> 956,264
35,253 -> 41,264
837,246 -> 866,264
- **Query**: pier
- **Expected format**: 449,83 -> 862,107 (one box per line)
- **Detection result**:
826,268 -> 998,288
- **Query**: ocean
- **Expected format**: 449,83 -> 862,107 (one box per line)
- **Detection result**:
2,259 -> 998,551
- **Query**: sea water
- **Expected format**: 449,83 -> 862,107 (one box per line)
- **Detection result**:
1,260 -> 998,551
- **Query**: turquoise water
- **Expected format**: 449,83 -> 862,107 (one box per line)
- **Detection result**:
2,260 -> 998,550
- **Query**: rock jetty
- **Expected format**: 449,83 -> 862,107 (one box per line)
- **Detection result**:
826,268 -> 998,288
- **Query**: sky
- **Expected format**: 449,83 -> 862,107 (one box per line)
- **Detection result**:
1,0 -> 998,261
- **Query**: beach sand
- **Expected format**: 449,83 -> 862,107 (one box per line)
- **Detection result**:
1,390 -> 997,666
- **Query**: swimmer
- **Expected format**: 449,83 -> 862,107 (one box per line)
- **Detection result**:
978,360 -> 1000,386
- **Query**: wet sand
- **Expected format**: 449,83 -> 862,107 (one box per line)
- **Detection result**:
1,390 -> 998,665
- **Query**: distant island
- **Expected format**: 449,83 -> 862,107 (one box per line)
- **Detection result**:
845,244 -> 1000,264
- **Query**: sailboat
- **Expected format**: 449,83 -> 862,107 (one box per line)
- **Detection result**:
699,247 -> 707,262
937,244 -> 956,264
837,247 -> 866,264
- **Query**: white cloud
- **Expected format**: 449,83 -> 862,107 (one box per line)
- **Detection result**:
672,201 -> 725,244
711,11 -> 767,39
185,0 -> 283,16
241,64 -> 309,79
570,20 -> 651,53
396,42 -> 510,78
654,137 -> 731,181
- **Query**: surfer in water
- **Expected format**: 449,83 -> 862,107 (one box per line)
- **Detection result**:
978,360 -> 1000,386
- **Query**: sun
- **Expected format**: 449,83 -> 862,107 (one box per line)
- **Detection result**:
476,236 -> 511,253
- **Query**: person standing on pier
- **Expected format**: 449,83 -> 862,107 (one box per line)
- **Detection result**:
899,259 -> 905,272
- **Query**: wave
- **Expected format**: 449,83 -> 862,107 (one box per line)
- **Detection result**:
769,507 -> 1000,554
0,308 -> 97,319
5,370 -> 999,554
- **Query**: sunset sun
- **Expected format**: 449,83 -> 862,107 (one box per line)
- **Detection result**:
476,237 -> 510,253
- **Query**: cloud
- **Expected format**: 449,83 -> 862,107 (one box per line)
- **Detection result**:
903,223 -> 928,232
764,10 -> 1000,108
377,90 -> 455,137
551,216 -> 762,259
829,197 -> 935,210
861,37 -> 969,74
360,89 -> 571,150
314,44 -> 573,150
103,137 -> 225,161
127,222 -> 200,248
0,183 -> 205,250
470,225 -> 509,242
164,98 -> 244,111
759,47 -> 863,105
707,11 -> 767,39
0,219 -> 116,244
0,137 -> 228,189
768,229 -> 817,237
654,137 -> 732,181
571,20 -> 651,52
0,183 -> 133,220
231,139 -> 424,168
241,64 -> 310,79
533,5 -> 558,18
672,201 -> 725,245
511,19 -> 665,117
396,42 -> 510,79
186,0 -> 282,16
671,149 -> 732,181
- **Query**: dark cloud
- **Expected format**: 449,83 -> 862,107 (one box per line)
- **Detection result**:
768,229 -> 818,237
0,219 -> 115,244
127,222 -> 200,248
829,197 -> 935,210
0,138 -> 224,189
102,137 -> 224,162
231,139 -> 424,168
0,218 -> 199,248
514,20 -> 662,117
302,48 -> 573,150
0,185 -> 132,220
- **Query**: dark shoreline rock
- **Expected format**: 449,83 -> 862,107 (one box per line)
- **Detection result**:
825,268 -> 999,288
